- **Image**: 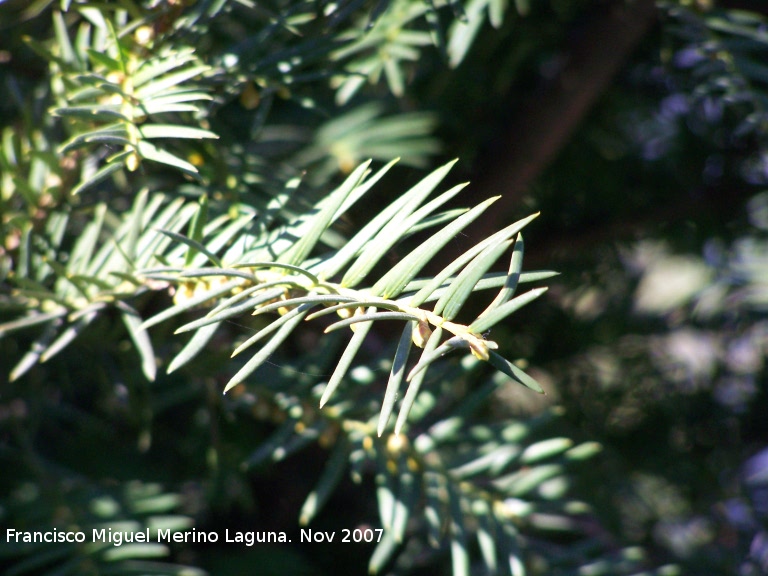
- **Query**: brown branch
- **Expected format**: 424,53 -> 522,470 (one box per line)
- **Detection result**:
468,0 -> 658,239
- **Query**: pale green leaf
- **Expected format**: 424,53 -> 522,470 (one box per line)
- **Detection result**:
449,486 -> 469,576
232,262 -> 320,286
419,269 -> 558,298
175,288 -> 285,334
278,161 -> 370,266
450,444 -> 519,479
503,522 -> 526,576
520,437 -> 574,464
489,0 -> 506,27
345,182 -> 469,291
434,239 -> 514,321
59,124 -> 128,154
323,311 -> 420,333
39,308 -> 100,363
383,54 -> 405,96
206,282 -> 270,318
143,91 -> 213,105
395,326 -> 443,435
378,324 -> 413,437
87,48 -> 121,72
0,310 -> 67,338
404,208 -> 467,238
72,158 -> 124,195
102,543 -> 169,561
319,318 -> 373,408
339,159 -> 458,286
474,525 -> 500,576
404,219 -> 543,303
132,49 -> 198,87
223,307 -> 310,393
564,441 -> 603,461
119,302 -> 156,381
368,531 -> 397,575
140,102 -> 204,115
299,437 -> 350,525
253,294 -> 357,319
372,196 -> 500,299
230,304 -> 310,358
125,187 -> 149,265
486,352 -> 544,393
53,104 -> 128,121
447,0 -> 486,67
424,472 -> 446,547
52,10 -> 78,66
332,158 -> 399,223
155,229 -> 222,267
305,299 -> 403,322
469,287 -> 548,335
376,450 -> 397,531
134,201 -> 198,269
67,134 -> 133,150
136,140 -> 198,174
138,124 -> 219,140
477,232 -> 525,318
9,320 -> 61,382
167,322 -> 221,374
134,65 -> 210,99
139,279 -> 241,330
207,281 -> 287,318
179,268 -> 256,282
198,213 -> 256,265
184,195 -> 214,268
495,463 -> 563,496
391,465 -> 417,543
406,337 -> 464,382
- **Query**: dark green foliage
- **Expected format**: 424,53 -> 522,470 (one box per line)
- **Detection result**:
2,1 -> 768,575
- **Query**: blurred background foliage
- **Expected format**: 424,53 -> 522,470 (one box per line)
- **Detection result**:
1,0 -> 768,575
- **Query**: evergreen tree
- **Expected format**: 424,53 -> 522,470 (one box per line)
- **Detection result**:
1,1 -> 767,575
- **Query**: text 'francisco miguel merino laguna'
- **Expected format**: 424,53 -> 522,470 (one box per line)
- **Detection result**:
6,528 -> 289,547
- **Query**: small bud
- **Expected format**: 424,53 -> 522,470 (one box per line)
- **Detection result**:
125,151 -> 140,172
239,82 -> 261,110
412,320 -> 432,348
386,433 -> 408,454
134,25 -> 154,46
469,340 -> 490,361
106,71 -> 124,85
173,281 -> 195,305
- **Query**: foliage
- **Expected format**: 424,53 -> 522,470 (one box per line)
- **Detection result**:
0,1 -> 612,575
2,0 -> 768,575
656,2 -> 768,183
